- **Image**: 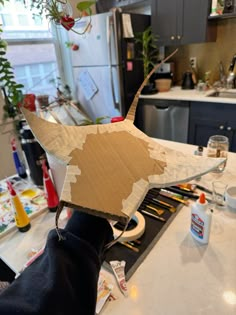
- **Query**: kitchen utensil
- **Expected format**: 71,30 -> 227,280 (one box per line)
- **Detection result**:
182,71 -> 195,89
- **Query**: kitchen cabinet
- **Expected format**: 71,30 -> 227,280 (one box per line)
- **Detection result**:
151,0 -> 217,46
188,101 -> 236,152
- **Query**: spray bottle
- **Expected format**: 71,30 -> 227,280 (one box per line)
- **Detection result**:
190,193 -> 212,244
10,138 -> 27,179
42,160 -> 59,212
6,180 -> 31,232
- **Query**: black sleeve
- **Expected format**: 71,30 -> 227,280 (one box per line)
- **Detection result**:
0,211 -> 114,315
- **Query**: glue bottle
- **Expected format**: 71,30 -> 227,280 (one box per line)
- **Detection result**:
6,180 -> 31,232
190,193 -> 212,244
42,160 -> 59,212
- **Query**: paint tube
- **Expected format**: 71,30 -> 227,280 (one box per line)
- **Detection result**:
96,274 -> 114,314
110,260 -> 128,297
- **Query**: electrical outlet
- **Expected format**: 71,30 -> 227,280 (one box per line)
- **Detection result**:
190,57 -> 197,69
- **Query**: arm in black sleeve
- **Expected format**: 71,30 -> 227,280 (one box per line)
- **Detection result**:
0,211 -> 114,315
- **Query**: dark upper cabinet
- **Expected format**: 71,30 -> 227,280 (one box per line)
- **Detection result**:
151,0 -> 217,46
188,101 -> 236,152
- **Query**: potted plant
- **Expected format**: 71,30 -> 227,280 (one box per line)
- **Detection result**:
134,26 -> 159,95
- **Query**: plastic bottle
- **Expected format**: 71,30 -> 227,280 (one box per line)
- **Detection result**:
10,138 -> 27,179
21,125 -> 46,187
6,180 -> 31,232
190,193 -> 212,244
42,160 -> 59,212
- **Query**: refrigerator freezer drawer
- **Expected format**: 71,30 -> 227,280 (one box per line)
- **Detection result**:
135,100 -> 189,143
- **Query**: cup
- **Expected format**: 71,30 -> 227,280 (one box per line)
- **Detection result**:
207,135 -> 229,172
225,186 -> 236,210
212,181 -> 228,207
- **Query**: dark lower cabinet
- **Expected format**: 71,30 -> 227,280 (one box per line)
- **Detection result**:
188,101 -> 236,152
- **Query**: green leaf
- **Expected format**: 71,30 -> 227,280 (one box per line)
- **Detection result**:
77,1 -> 95,11
0,40 -> 7,49
95,116 -> 110,124
15,84 -> 24,89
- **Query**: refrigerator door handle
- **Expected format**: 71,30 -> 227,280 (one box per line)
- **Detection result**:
107,15 -> 121,114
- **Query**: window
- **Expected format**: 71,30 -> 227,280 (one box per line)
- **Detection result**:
17,14 -> 29,26
1,14 -> 12,26
0,0 -> 64,102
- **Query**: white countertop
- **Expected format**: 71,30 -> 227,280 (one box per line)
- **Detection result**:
1,139 -> 236,315
139,86 -> 236,104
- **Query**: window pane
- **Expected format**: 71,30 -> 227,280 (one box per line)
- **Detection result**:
1,1 -> 53,40
30,64 -> 40,76
6,44 -> 59,96
14,66 -> 26,77
18,14 -> 29,26
0,0 -> 61,100
33,15 -> 43,26
1,14 -> 12,26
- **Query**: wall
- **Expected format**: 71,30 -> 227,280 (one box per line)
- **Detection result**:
0,94 -> 19,178
166,18 -> 236,86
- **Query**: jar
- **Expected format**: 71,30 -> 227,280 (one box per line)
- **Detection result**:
207,135 -> 229,173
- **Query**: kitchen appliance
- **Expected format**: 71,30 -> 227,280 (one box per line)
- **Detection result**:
135,99 -> 189,143
151,62 -> 174,86
182,71 -> 195,90
65,9 -> 150,121
153,62 -> 174,80
223,0 -> 236,13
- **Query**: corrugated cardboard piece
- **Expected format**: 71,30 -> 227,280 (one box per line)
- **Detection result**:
21,108 -> 224,224
21,50 -> 224,226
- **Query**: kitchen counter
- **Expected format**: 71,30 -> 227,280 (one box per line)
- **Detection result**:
0,139 -> 236,314
139,86 -> 236,104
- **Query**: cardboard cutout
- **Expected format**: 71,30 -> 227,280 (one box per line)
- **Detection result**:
21,50 -> 224,230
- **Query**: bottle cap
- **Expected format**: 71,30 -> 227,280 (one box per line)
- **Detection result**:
6,180 -> 16,196
199,193 -> 206,204
10,138 -> 16,151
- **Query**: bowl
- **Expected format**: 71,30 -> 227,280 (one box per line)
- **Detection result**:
225,186 -> 236,209
155,79 -> 172,92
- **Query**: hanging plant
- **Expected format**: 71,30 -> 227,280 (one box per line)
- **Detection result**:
28,0 -> 95,34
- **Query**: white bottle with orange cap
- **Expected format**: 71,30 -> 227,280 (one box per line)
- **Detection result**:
190,193 -> 212,244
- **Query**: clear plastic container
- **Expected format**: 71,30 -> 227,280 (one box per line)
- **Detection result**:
207,135 -> 229,172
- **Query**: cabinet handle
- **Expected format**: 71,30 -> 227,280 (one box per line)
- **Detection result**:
219,125 -> 224,130
177,35 -> 181,40
227,126 -> 232,131
170,36 -> 175,40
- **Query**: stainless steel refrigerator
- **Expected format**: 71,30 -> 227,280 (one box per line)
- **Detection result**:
65,9 -> 150,122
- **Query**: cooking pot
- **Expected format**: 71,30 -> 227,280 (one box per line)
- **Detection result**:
182,71 -> 195,89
